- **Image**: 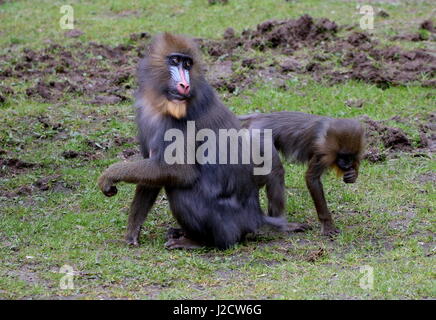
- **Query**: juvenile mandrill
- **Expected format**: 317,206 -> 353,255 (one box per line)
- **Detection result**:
239,111 -> 365,236
98,33 -> 307,250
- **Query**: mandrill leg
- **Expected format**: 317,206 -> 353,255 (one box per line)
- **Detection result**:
305,158 -> 340,237
125,185 -> 161,246
265,148 -> 286,217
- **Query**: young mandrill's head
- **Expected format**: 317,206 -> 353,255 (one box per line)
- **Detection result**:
139,32 -> 203,118
322,119 -> 365,184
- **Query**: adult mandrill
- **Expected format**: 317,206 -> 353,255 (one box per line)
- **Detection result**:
239,111 -> 365,237
98,33 -> 307,250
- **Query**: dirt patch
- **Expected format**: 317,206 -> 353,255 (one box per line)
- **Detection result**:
364,147 -> 387,163
199,16 -> 435,90
0,157 -> 40,177
305,247 -> 326,263
64,29 -> 84,38
417,172 -> 436,185
129,32 -> 150,42
201,15 -> 338,56
357,115 -> 436,161
61,150 -> 98,161
10,264 -> 44,286
120,148 -> 140,159
391,20 -> 435,42
1,42 -> 140,104
37,115 -> 64,132
376,10 -> 390,18
1,174 -> 77,198
361,116 -> 413,153
0,85 -> 14,105
417,113 -> 436,152
1,15 -> 434,104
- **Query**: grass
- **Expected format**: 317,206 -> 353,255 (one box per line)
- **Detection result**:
0,0 -> 435,299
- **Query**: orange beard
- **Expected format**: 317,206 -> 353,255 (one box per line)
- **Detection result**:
141,90 -> 188,119
331,164 -> 344,178
164,100 -> 187,119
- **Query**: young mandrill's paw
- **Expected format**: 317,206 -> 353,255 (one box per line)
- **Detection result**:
286,222 -> 312,232
125,235 -> 140,247
125,234 -> 139,247
321,224 -> 340,238
98,174 -> 118,197
165,236 -> 202,250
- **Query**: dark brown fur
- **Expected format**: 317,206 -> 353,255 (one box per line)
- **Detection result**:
239,111 -> 365,236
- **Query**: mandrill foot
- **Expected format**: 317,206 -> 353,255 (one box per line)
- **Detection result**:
286,222 -> 312,233
321,224 -> 340,238
165,236 -> 203,250
125,233 -> 140,247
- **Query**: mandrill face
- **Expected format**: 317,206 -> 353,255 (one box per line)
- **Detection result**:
139,32 -> 203,119
165,53 -> 194,102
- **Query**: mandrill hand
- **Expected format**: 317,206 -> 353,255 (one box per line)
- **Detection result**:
343,169 -> 357,183
98,174 -> 118,197
98,164 -> 121,197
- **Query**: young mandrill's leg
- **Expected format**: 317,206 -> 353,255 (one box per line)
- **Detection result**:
98,159 -> 198,197
265,149 -> 285,217
305,157 -> 340,237
125,185 -> 161,246
252,145 -> 285,217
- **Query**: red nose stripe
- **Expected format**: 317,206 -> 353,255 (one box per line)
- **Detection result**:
179,66 -> 188,87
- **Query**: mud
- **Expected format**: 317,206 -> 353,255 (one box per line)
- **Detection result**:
1,174 -> 76,198
376,10 -> 390,18
1,15 -> 434,106
361,116 -> 413,152
305,247 -> 326,263
391,20 -> 435,42
357,114 -> 436,162
0,157 -> 39,176
200,16 -> 435,89
121,148 -> 139,159
417,172 -> 436,185
0,85 -> 14,105
1,42 -> 139,104
64,29 -> 84,38
61,150 -> 98,161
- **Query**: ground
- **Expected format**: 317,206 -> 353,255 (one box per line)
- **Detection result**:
0,0 -> 435,299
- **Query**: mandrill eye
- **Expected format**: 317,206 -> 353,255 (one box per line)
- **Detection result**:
169,56 -> 179,66
183,59 -> 193,70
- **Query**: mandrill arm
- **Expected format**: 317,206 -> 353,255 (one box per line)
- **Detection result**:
98,159 -> 199,197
